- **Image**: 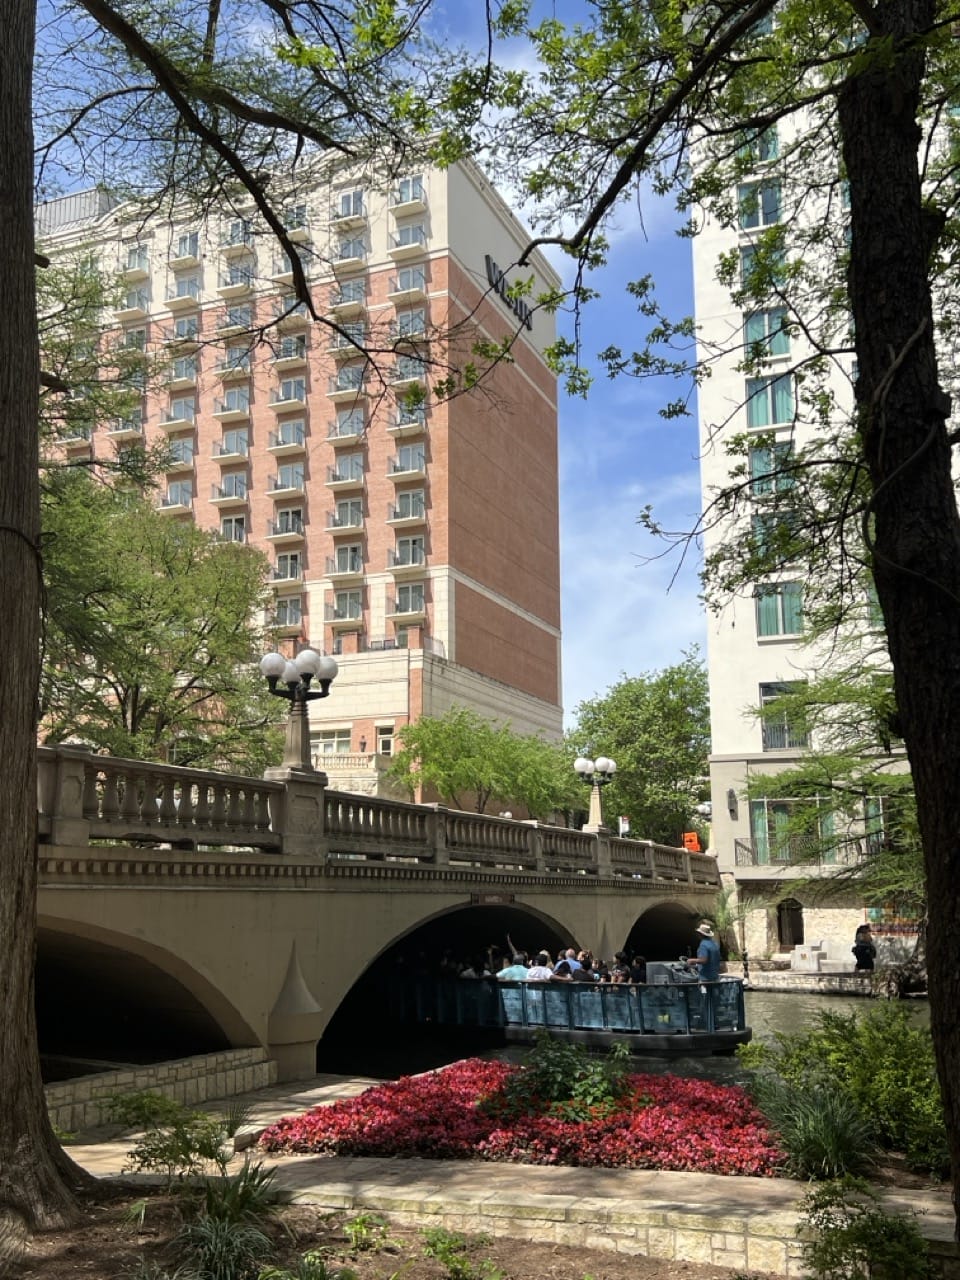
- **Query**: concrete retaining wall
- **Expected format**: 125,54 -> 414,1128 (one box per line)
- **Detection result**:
45,1048 -> 278,1133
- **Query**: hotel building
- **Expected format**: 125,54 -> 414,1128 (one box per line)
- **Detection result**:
37,160 -> 563,790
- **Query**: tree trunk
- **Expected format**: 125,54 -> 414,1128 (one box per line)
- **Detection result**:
839,0 -> 960,1234
0,0 -> 87,1251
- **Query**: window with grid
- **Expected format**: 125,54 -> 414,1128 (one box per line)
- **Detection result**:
395,489 -> 425,519
396,536 -> 424,567
755,582 -> 803,637
276,551 -> 302,580
738,181 -> 781,229
276,463 -> 304,490
334,590 -> 362,619
275,506 -> 303,534
220,428 -> 248,456
738,127 -> 779,165
219,387 -> 249,413
221,515 -> 246,542
334,543 -> 363,573
316,727 -> 352,754
169,396 -> 196,422
275,595 -> 302,626
744,307 -> 789,359
749,442 -> 794,495
335,498 -> 362,526
396,583 -> 425,613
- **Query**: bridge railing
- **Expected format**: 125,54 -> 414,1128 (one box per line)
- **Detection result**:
37,746 -> 721,889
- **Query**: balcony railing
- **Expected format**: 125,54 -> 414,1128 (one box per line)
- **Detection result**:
734,836 -> 862,868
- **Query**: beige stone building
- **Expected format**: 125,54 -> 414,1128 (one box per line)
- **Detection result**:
38,160 -> 563,792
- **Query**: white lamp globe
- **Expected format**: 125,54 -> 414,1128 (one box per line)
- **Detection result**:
315,654 -> 339,682
293,648 -> 324,677
259,652 -> 287,679
573,757 -> 595,776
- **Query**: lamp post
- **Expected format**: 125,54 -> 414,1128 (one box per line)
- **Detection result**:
259,647 -> 338,772
574,755 -> 617,832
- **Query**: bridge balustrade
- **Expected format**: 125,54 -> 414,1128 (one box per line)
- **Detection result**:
324,792 -> 431,861
444,811 -> 539,870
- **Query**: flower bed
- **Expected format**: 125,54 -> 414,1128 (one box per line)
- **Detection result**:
259,1059 -> 783,1176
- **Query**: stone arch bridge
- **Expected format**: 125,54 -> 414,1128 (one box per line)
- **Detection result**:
37,747 -> 721,1080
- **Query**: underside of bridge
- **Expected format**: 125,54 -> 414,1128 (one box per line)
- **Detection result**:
36,927 -> 231,1080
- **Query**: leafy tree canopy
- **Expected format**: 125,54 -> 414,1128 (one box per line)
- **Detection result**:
387,706 -> 576,817
568,649 -> 710,847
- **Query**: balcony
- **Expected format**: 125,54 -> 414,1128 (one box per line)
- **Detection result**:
163,324 -> 200,350
386,595 -> 426,622
327,373 -> 366,402
325,555 -> 364,582
210,481 -> 248,508
266,518 -> 304,543
269,387 -> 307,413
283,212 -> 311,244
388,455 -> 426,482
166,288 -> 201,312
272,565 -> 304,589
168,245 -> 200,271
387,272 -> 427,305
388,227 -> 427,261
331,244 -> 366,274
386,501 -> 426,528
329,198 -> 366,231
62,427 -> 93,451
391,360 -> 427,391
164,449 -> 195,474
734,836 -> 861,871
157,408 -> 197,433
160,491 -> 193,514
327,329 -> 366,360
327,416 -> 363,444
274,300 -> 309,330
324,603 -> 364,629
165,365 -> 198,391
121,259 -> 150,284
326,285 -> 366,318
267,426 -> 306,456
387,548 -> 426,577
270,474 -> 306,499
271,340 -> 308,371
220,230 -> 255,256
212,439 -> 249,464
388,411 -> 427,438
326,463 -> 364,491
212,398 -> 250,423
326,510 -> 363,532
217,309 -> 252,337
115,295 -> 150,322
217,357 -> 252,381
217,271 -> 254,300
106,419 -> 144,443
390,182 -> 427,216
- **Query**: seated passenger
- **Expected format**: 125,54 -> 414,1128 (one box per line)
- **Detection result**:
550,959 -> 575,981
525,951 -> 554,981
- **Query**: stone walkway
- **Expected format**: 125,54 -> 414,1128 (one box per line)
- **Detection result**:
67,1073 -> 957,1280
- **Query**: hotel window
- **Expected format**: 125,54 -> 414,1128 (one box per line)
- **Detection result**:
744,307 -> 789,359
218,472 -> 247,499
396,535 -> 424,566
335,365 -> 364,392
336,407 -> 364,435
751,510 -> 798,558
168,437 -> 194,465
335,189 -> 364,219
174,316 -> 198,340
224,345 -> 250,371
275,506 -> 303,534
395,489 -> 425,519
334,278 -> 366,306
283,203 -> 308,231
396,583 -> 425,613
176,231 -> 199,259
224,305 -> 251,328
738,181 -> 781,230
220,428 -> 248,456
394,175 -> 424,205
219,387 -> 249,414
221,515 -> 246,542
169,396 -> 196,423
225,218 -> 253,246
335,498 -> 362,527
333,453 -> 364,482
740,243 -> 786,289
393,223 -> 427,249
395,354 -> 426,381
275,463 -> 304,490
278,335 -> 307,360
749,442 -> 794,495
746,375 -> 794,428
338,236 -> 365,261
125,287 -> 149,309
755,582 -> 803,637
274,419 -> 305,447
334,590 -> 362,620
333,542 -> 363,573
172,355 -> 197,381
376,726 -> 394,756
738,127 -> 778,166
126,328 -> 146,350
275,551 -> 302,580
164,480 -> 193,507
225,260 -> 253,287
394,265 -> 425,293
396,308 -> 426,337
277,377 -> 305,403
275,595 -> 302,627
394,443 -> 425,473
175,275 -> 200,299
316,726 -> 352,754
750,800 -> 834,866
125,243 -> 149,272
759,681 -> 809,750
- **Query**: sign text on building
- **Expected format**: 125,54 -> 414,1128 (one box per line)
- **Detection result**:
484,255 -> 533,331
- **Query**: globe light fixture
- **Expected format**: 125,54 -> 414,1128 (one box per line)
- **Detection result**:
573,755 -> 617,831
259,647 -> 338,771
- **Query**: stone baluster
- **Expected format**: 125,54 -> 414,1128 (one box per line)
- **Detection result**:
211,783 -> 228,829
101,769 -> 121,821
194,782 -> 211,827
120,768 -> 142,824
226,784 -> 243,829
177,780 -> 195,826
159,777 -> 178,826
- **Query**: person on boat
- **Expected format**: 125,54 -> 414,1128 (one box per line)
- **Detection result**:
525,951 -> 554,981
852,924 -> 877,972
687,922 -> 721,981
550,959 -> 576,981
629,954 -> 648,984
562,947 -> 582,971
496,954 -> 530,981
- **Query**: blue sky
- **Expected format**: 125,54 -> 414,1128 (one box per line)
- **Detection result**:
431,1 -> 708,721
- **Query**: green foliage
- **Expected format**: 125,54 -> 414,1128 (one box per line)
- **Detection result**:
748,1074 -> 876,1180
568,650 -> 709,846
193,1161 -> 278,1226
421,1228 -> 502,1280
739,1006 -> 948,1176
171,1216 -> 274,1280
218,1099 -> 255,1139
341,1212 -> 398,1254
386,706 -> 576,817
798,1179 -> 934,1280
260,1254 -> 358,1280
109,1092 -> 231,1182
41,468 -> 281,772
485,1033 -> 633,1122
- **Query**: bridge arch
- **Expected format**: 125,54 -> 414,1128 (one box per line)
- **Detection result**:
37,915 -> 260,1069
625,900 -> 703,960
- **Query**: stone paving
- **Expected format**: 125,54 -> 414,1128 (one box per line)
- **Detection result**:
67,1073 -> 958,1279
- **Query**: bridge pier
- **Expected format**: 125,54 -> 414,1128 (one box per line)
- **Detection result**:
266,943 -> 326,1082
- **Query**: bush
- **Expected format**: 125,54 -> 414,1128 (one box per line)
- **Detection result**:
748,1075 -> 876,1180
260,1253 -> 357,1280
193,1160 -> 278,1225
798,1178 -> 934,1279
738,1005 -> 948,1175
172,1217 -> 274,1279
108,1092 -> 230,1182
484,1033 -> 634,1121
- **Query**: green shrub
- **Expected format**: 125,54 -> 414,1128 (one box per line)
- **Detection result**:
342,1212 -> 398,1253
749,1074 -> 876,1180
421,1227 -> 501,1280
109,1092 -> 231,1183
798,1178 -> 934,1279
484,1033 -> 633,1120
172,1216 -> 274,1279
738,1005 -> 948,1175
193,1160 -> 278,1225
260,1253 -> 358,1280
